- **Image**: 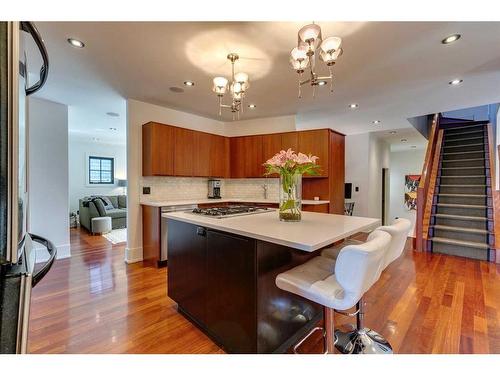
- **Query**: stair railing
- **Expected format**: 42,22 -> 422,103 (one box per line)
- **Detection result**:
416,114 -> 442,251
486,123 -> 499,263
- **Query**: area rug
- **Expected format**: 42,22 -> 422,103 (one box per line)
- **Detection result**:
102,228 -> 127,244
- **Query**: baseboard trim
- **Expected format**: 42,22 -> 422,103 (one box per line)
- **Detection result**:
125,247 -> 143,263
34,243 -> 71,263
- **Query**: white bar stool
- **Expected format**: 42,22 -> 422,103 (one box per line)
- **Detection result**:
275,230 -> 391,354
334,218 -> 412,354
321,238 -> 363,260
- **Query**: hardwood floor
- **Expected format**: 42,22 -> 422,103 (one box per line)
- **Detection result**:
28,228 -> 500,354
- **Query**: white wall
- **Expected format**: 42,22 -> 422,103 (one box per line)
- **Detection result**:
224,115 -> 297,137
368,134 -> 390,219
388,148 -> 426,236
28,97 -> 70,260
126,99 -> 225,263
345,133 -> 370,217
345,133 -> 389,219
68,136 -> 127,213
497,109 -> 500,190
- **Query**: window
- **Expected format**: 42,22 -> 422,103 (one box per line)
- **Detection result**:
88,156 -> 114,184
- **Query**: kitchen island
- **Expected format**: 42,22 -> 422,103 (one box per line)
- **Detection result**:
164,210 -> 379,353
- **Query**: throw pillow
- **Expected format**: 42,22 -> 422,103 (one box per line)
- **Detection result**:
118,195 -> 127,209
108,196 -> 119,208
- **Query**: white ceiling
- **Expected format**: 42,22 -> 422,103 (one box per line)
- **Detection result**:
29,21 -> 500,142
372,127 -> 428,152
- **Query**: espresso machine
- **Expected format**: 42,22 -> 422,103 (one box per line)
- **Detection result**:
208,179 -> 221,199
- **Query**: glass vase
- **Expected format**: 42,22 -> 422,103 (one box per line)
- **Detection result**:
279,173 -> 302,222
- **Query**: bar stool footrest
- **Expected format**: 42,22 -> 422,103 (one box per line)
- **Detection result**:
335,328 -> 393,354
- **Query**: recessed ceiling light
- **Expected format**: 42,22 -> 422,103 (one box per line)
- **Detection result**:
317,81 -> 327,86
348,103 -> 359,109
389,131 -> 397,134
248,104 -> 257,109
92,137 -> 100,142
401,139 -> 408,142
109,127 -> 117,131
449,79 -> 463,86
67,38 -> 85,48
183,81 -> 195,87
442,34 -> 461,44
169,86 -> 184,93
106,112 -> 119,117
411,145 -> 417,148
372,120 -> 381,124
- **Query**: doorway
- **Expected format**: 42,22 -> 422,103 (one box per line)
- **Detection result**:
382,168 -> 390,225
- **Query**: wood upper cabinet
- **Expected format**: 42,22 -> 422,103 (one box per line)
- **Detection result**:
142,122 -> 174,176
298,129 -> 329,177
193,131 -> 211,177
281,132 -> 298,152
230,135 -> 264,178
262,133 -> 281,177
246,135 -> 264,177
210,134 -> 230,178
230,137 -> 246,178
174,127 -> 195,176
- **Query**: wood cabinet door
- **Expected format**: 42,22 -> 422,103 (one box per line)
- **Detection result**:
193,131 -> 211,177
281,132 -> 298,152
262,133 -> 281,177
230,137 -> 246,178
142,122 -> 174,176
302,203 -> 329,213
210,134 -> 230,178
173,127 -> 194,176
245,135 -> 264,177
206,230 -> 257,353
167,220 -> 207,326
298,129 -> 329,177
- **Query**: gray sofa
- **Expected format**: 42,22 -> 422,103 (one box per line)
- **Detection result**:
79,195 -> 127,232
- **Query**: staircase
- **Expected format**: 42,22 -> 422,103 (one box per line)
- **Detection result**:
428,119 -> 494,261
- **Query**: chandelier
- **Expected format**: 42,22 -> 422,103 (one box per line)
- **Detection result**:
212,53 -> 250,120
289,23 -> 343,98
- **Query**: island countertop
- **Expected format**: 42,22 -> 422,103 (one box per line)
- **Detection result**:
141,197 -> 330,207
163,210 -> 380,252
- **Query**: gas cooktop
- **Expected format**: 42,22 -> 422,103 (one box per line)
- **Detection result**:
190,205 -> 273,219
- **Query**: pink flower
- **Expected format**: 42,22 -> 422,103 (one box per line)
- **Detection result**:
296,152 -> 310,164
264,149 -> 319,170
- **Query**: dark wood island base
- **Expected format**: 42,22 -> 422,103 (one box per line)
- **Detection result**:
167,219 -> 323,353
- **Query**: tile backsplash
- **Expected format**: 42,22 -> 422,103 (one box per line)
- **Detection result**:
140,176 -> 280,201
224,178 -> 279,200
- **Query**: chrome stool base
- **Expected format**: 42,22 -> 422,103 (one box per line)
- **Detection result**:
335,328 -> 393,354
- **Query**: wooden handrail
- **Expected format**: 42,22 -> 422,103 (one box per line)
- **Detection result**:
415,114 -> 440,251
486,123 -> 499,263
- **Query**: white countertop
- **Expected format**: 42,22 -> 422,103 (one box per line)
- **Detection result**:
162,210 -> 380,252
141,198 -> 330,207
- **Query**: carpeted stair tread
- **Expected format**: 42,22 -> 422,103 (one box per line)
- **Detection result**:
435,203 -> 488,209
444,129 -> 485,137
433,213 -> 488,222
439,184 -> 487,187
441,158 -> 484,162
444,122 -> 488,130
431,224 -> 490,234
444,136 -> 485,143
442,143 -> 484,149
440,166 -> 486,170
430,237 -> 489,250
439,175 -> 486,178
442,150 -> 484,155
437,193 -> 487,197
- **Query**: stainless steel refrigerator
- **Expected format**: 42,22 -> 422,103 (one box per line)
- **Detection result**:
0,21 -> 56,354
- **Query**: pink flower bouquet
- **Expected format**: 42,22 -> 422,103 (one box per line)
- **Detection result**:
263,149 -> 320,177
263,149 -> 320,221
